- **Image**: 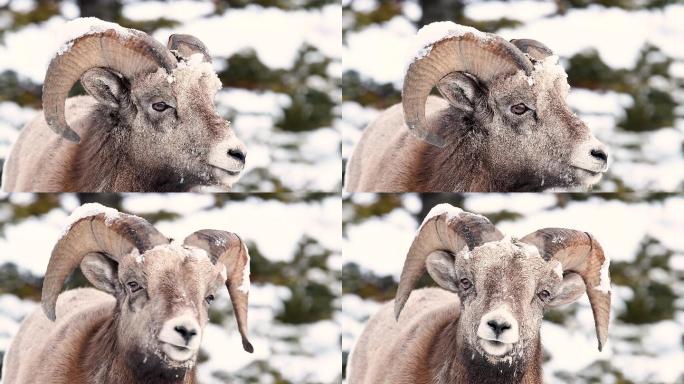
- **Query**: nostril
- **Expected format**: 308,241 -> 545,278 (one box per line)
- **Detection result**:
487,320 -> 511,337
228,148 -> 246,163
590,148 -> 608,163
174,325 -> 197,343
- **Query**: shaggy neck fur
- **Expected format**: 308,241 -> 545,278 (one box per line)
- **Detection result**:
68,105 -> 201,192
74,310 -> 197,384
409,108 -> 549,192
427,320 -> 542,384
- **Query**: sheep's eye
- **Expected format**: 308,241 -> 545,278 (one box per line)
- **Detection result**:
510,103 -> 529,115
460,278 -> 472,290
205,294 -> 215,305
538,290 -> 551,301
127,281 -> 141,293
152,102 -> 170,112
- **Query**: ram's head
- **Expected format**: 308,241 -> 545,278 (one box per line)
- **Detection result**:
44,21 -> 246,190
403,23 -> 609,190
41,205 -> 253,373
395,204 -> 610,368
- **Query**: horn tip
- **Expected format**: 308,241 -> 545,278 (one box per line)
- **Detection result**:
242,338 -> 254,353
62,128 -> 81,143
394,299 -> 405,321
41,301 -> 57,322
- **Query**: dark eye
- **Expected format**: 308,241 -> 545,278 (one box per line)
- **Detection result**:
538,289 -> 551,301
127,281 -> 142,293
510,103 -> 529,115
205,294 -> 215,305
152,102 -> 170,112
460,278 -> 472,290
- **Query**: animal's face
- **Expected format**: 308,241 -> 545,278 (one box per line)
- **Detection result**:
114,244 -> 225,370
128,59 -> 246,189
485,62 -> 608,190
438,57 -> 608,191
81,56 -> 246,191
426,238 -> 585,366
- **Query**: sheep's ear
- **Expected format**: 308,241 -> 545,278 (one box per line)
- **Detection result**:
80,253 -> 120,295
548,272 -> 586,307
436,72 -> 483,114
426,251 -> 459,292
81,68 -> 127,109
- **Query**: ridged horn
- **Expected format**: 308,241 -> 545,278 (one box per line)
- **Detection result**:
520,228 -> 611,351
184,230 -> 253,353
510,38 -> 554,62
41,204 -> 168,321
43,26 -> 177,143
168,34 -> 212,63
403,25 -> 533,147
394,204 -> 503,319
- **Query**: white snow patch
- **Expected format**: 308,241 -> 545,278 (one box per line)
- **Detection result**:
595,256 -> 611,293
238,243 -> 251,293
553,261 -> 563,279
132,248 -> 143,264
53,17 -> 137,59
62,203 -> 121,239
406,21 -> 491,70
418,203 -> 463,231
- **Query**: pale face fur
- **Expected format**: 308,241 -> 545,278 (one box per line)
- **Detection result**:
447,239 -> 565,367
480,61 -> 608,190
112,244 -> 225,373
122,58 -> 245,189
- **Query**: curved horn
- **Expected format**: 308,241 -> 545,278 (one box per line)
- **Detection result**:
184,230 -> 253,353
395,204 -> 503,319
168,34 -> 212,63
520,228 -> 611,351
43,27 -> 177,143
403,25 -> 533,147
41,204 -> 168,321
510,38 -> 554,62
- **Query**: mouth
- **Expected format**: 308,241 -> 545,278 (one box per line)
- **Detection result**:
160,342 -> 195,362
210,165 -> 241,177
478,338 -> 514,357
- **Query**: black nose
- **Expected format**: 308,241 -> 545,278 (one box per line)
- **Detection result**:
227,148 -> 246,164
174,325 -> 198,344
487,320 -> 511,337
590,148 -> 608,163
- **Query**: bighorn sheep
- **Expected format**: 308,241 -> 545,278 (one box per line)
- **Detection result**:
2,203 -> 253,384
347,205 -> 611,384
2,18 -> 247,192
345,23 -> 609,192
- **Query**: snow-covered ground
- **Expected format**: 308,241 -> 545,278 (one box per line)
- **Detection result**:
0,0 -> 342,192
0,193 -> 342,384
342,193 -> 684,383
342,0 -> 684,191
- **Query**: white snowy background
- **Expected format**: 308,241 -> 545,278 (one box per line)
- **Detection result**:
341,0 -> 684,191
0,193 -> 342,384
0,0 -> 342,192
342,193 -> 684,383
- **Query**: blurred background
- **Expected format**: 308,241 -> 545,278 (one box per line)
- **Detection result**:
0,0 -> 341,192
342,0 -> 684,192
342,193 -> 684,383
0,193 -> 342,384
